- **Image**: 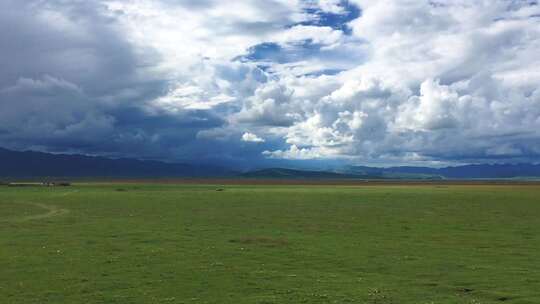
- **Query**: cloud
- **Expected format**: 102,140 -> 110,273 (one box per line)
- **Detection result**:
263,144 -> 327,160
272,25 -> 344,46
316,0 -> 347,14
242,132 -> 265,143
259,0 -> 540,164
1,0 -> 539,167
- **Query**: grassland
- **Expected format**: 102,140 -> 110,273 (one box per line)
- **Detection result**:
1,183 -> 539,303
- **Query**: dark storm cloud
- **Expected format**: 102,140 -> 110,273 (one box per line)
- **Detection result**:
0,1 -> 138,89
0,0 -> 230,161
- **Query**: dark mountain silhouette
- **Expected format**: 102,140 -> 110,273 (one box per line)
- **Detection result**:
0,147 -> 233,178
1,147 -> 539,179
344,164 -> 540,179
244,164 -> 540,180
240,168 -> 371,179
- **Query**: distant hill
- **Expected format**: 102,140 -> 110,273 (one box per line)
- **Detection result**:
240,168 -> 371,179
345,164 -> 540,179
243,163 -> 540,180
241,167 -> 441,180
342,166 -> 442,179
0,147 -> 233,178
1,147 -> 539,180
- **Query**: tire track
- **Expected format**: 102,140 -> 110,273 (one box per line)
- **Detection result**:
1,202 -> 70,223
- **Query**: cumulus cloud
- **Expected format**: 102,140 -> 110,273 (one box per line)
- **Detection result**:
263,144 -> 326,160
242,132 -> 265,143
1,0 -> 539,166
258,0 -> 540,164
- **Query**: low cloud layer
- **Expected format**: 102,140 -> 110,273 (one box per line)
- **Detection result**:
1,0 -> 539,167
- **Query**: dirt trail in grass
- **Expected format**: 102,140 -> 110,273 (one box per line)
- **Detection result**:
3,202 -> 70,223
56,190 -> 79,197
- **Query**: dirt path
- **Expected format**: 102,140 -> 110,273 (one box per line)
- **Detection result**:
56,190 -> 79,197
2,202 -> 70,223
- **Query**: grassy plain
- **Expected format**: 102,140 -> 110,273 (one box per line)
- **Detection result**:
1,182 -> 539,303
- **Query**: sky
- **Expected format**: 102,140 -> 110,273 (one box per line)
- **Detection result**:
1,0 -> 539,169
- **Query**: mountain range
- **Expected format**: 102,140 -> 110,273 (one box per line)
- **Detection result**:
0,147 -> 232,178
1,147 -> 539,180
341,164 -> 540,179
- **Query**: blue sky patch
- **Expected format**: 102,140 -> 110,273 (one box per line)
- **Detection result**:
297,0 -> 361,35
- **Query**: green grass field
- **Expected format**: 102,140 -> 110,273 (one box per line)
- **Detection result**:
1,183 -> 539,303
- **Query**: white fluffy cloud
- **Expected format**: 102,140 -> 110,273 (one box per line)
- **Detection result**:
242,132 -> 265,143
256,0 -> 540,164
2,0 -> 540,166
272,25 -> 344,47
